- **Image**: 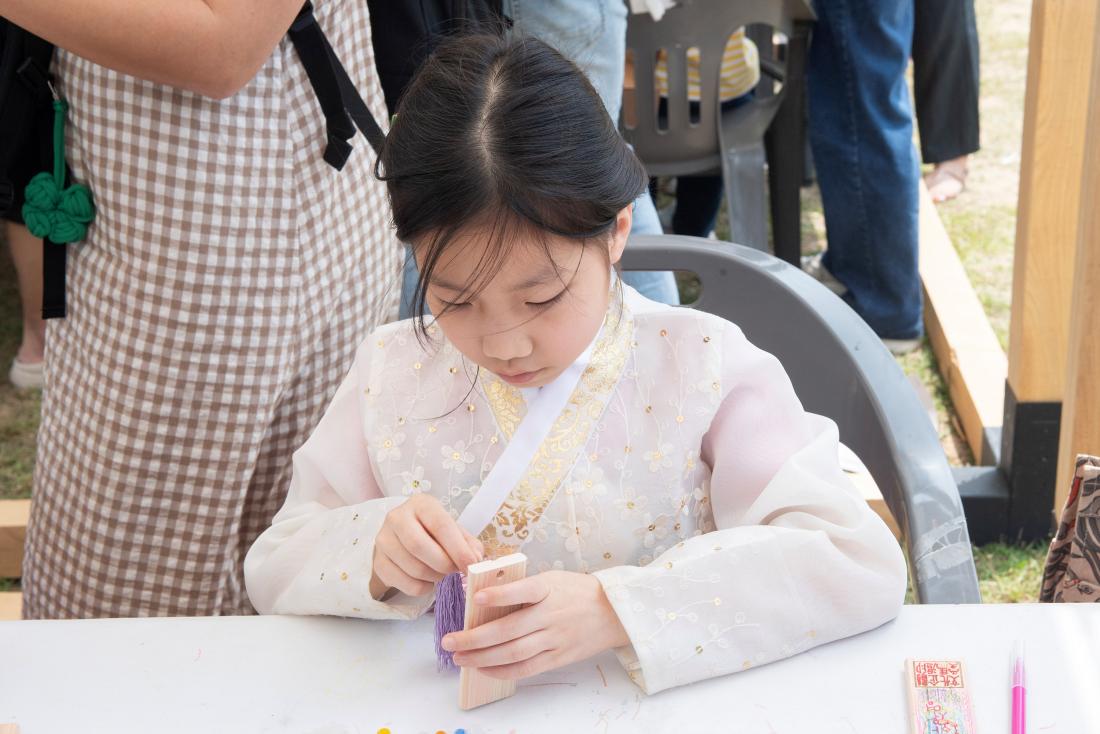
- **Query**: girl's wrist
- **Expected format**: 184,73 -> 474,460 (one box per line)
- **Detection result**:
590,574 -> 630,650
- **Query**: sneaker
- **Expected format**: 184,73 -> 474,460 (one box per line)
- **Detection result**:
882,337 -> 921,356
801,252 -> 848,296
9,358 -> 44,390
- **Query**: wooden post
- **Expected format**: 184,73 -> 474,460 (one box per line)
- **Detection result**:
0,500 -> 31,578
1003,0 -> 1099,539
1053,14 -> 1100,517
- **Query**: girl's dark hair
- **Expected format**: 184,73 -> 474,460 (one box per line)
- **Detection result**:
378,33 -> 647,336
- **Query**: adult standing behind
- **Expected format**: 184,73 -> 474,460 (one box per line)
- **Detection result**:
913,0 -> 980,202
3,0 -> 401,618
807,0 -> 923,353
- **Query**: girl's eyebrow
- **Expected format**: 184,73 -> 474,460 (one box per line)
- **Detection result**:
429,264 -> 565,293
512,265 -> 566,291
428,277 -> 464,292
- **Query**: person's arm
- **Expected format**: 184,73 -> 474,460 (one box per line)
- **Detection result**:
244,340 -> 421,619
244,337 -> 483,619
591,321 -> 908,694
0,0 -> 303,98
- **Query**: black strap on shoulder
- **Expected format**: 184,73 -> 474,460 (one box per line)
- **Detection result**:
319,30 -> 386,155
288,2 -> 385,170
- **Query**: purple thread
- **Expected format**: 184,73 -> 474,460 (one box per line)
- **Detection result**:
434,572 -> 466,672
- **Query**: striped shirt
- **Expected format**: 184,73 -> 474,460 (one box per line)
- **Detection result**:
654,29 -> 760,103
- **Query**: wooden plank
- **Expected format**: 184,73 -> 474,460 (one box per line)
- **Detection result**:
1054,14 -> 1100,517
1008,0 -> 1099,402
846,472 -> 901,540
0,592 -> 22,621
918,183 -> 1007,463
458,553 -> 527,711
0,500 -> 31,578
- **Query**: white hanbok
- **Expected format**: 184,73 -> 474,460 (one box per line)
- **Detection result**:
245,285 -> 906,694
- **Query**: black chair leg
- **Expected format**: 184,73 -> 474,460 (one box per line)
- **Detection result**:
766,21 -> 811,267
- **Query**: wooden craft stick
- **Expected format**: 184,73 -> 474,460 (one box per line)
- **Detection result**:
906,658 -> 977,734
458,552 -> 528,711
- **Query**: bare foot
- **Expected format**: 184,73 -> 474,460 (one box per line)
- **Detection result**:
924,156 -> 969,203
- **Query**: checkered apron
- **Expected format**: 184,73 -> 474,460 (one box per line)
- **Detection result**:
22,0 -> 401,618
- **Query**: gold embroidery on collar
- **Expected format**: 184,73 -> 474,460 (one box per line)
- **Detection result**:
483,379 -> 525,440
480,296 -> 634,551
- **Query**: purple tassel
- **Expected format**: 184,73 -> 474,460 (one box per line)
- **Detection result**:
434,572 -> 466,672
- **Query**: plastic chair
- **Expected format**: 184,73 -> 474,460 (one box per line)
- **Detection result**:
622,0 -> 814,265
622,234 -> 982,604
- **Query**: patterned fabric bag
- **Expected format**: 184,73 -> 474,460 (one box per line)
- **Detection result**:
1040,454 -> 1100,602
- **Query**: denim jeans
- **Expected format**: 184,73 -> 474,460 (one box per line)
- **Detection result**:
808,0 -> 923,340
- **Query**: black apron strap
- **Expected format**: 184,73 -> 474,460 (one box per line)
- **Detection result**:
287,2 -> 358,170
318,31 -> 386,155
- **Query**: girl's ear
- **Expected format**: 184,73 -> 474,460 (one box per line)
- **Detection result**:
607,205 -> 633,266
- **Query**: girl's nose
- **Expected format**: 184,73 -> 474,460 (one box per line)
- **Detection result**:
482,329 -> 534,363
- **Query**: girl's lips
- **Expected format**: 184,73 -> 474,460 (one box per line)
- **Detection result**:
498,369 -> 540,385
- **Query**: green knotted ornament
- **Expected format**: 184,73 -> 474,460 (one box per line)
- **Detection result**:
22,98 -> 95,244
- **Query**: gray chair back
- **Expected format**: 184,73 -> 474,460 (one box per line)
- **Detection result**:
622,0 -> 813,176
623,234 -> 982,604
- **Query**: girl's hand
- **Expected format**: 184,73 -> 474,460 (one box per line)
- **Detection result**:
370,494 -> 483,599
440,570 -> 630,679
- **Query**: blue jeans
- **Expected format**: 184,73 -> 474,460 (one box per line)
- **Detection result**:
808,0 -> 923,340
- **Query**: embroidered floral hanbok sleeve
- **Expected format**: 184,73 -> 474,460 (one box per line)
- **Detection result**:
592,322 -> 908,695
244,340 -> 429,620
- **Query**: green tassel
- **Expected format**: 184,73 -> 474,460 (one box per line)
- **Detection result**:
21,99 -> 95,244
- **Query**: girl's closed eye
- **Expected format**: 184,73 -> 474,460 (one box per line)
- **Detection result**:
526,290 -> 567,309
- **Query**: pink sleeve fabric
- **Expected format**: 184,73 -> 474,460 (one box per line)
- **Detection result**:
244,341 -> 426,620
594,321 -> 907,694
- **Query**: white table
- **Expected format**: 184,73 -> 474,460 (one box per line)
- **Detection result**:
2,604 -> 1098,733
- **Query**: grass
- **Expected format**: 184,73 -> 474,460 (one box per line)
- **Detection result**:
930,0 -> 1031,350
973,541 -> 1048,603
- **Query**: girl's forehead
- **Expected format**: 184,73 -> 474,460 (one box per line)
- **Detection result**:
428,229 -> 582,292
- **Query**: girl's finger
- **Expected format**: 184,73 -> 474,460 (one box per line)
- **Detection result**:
477,650 -> 559,681
451,630 -> 552,669
384,534 -> 446,583
461,528 -> 485,562
472,575 -> 550,608
375,552 -> 433,598
392,514 -> 455,575
416,501 -> 481,572
443,604 -> 542,652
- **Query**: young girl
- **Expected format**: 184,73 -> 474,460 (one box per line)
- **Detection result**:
245,34 -> 907,695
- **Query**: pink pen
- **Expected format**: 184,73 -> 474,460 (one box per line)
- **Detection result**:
1012,640 -> 1027,734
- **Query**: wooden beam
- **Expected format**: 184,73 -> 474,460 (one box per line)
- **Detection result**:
0,592 -> 21,621
1009,0 -> 1098,402
918,183 -> 1006,464
0,500 -> 30,578
1054,14 -> 1100,516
